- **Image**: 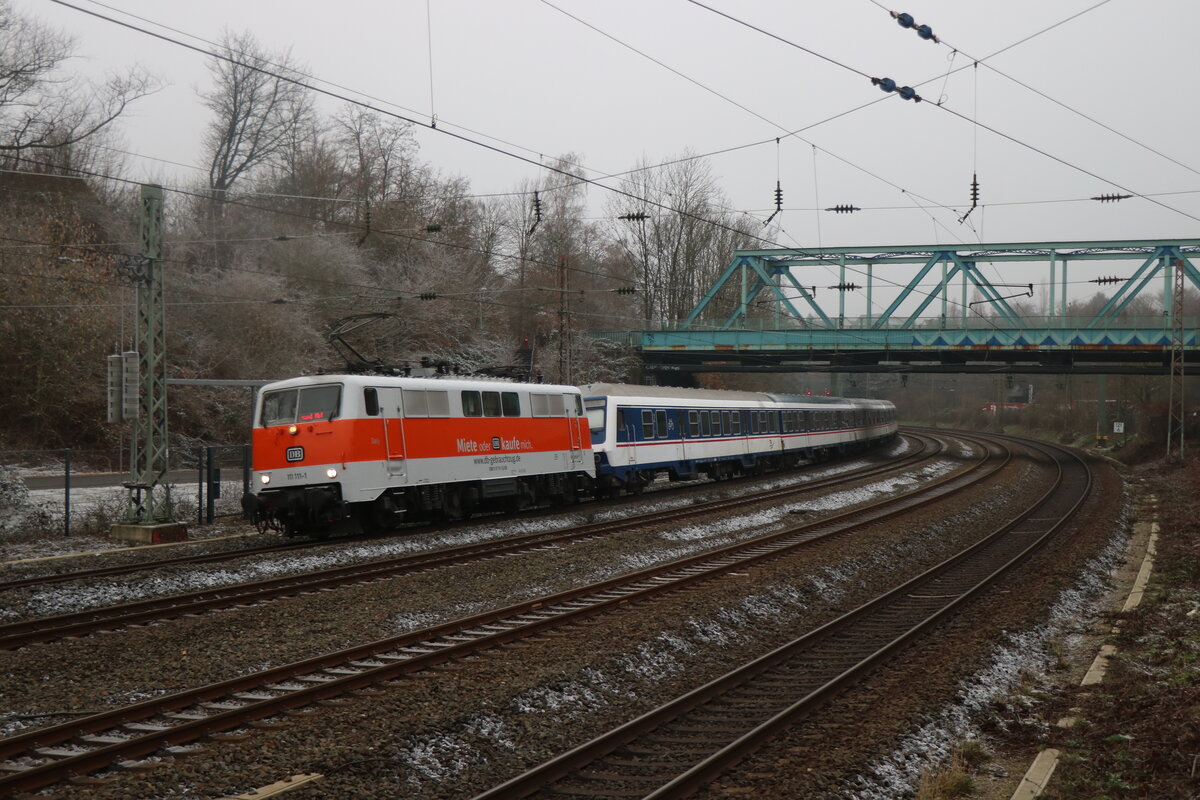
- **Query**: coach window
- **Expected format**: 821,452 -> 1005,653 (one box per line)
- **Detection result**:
750,412 -> 758,434
462,391 -> 483,417
731,412 -> 741,435
769,412 -> 778,433
712,411 -> 721,435
655,409 -> 668,438
482,391 -> 502,417
700,411 -> 710,436
363,388 -> 380,417
686,410 -> 699,437
721,411 -> 730,436
641,409 -> 655,439
759,411 -> 768,432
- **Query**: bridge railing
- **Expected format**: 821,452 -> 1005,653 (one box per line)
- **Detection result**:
592,313 -> 1200,337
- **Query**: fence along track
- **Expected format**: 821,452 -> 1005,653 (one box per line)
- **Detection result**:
0,436 -> 930,590
0,434 -> 998,794
0,436 -> 946,649
470,436 -> 1093,800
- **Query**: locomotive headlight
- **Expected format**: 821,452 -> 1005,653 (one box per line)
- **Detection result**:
260,474 -> 271,485
325,468 -> 338,479
288,425 -> 298,435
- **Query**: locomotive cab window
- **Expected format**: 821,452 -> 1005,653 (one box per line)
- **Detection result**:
363,388 -> 380,417
261,389 -> 297,427
262,384 -> 341,426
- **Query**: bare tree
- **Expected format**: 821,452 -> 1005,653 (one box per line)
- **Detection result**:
202,29 -> 313,206
334,106 -> 415,211
609,153 -> 758,325
0,1 -> 156,171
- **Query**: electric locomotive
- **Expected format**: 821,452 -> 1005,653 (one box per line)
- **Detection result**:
244,374 -> 593,536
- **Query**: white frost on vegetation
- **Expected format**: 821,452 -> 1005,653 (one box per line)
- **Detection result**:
841,531 -> 1127,800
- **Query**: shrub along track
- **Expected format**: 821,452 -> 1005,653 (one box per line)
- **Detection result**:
0,431 -> 998,796
0,435 -> 947,650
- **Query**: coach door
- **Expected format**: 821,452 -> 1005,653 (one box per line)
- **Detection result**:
378,387 -> 406,477
565,393 -> 585,467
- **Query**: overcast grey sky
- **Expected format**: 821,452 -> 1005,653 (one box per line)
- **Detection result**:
20,0 -> 1200,311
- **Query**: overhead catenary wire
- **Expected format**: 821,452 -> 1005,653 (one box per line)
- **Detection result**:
31,0 -> 1177,332
48,0 -> 838,265
687,0 -> 1200,230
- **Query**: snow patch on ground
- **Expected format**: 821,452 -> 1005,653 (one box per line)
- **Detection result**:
841,530 -> 1128,799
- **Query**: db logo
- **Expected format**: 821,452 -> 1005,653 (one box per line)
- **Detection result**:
492,436 -> 502,450
285,447 -> 304,462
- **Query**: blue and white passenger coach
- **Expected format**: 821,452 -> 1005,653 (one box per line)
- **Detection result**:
581,384 -> 896,494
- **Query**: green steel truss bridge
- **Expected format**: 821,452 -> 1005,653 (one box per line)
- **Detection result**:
595,238 -> 1200,376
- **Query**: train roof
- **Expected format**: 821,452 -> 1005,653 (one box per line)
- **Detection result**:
260,374 -> 580,394
580,383 -> 769,402
581,383 -> 892,408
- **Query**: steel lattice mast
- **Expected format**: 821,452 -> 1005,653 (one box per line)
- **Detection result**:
119,184 -> 174,522
1167,258 -> 1186,462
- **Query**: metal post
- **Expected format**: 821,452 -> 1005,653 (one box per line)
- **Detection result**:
63,448 -> 71,537
120,184 -> 175,524
242,444 -> 251,499
940,259 -> 947,328
197,446 -> 204,525
1098,374 -> 1108,446
865,264 -> 874,327
206,446 -> 217,524
1167,259 -> 1186,462
838,256 -> 846,329
1049,255 -> 1057,326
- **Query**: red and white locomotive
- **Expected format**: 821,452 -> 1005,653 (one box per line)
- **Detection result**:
245,374 -> 592,536
244,373 -> 898,537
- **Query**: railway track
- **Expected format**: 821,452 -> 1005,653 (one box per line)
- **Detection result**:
470,436 -> 1093,799
0,434 -> 953,650
0,432 -> 1004,794
0,436 -> 927,593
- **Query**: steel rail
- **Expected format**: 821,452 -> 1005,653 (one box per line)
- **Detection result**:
0,436 -> 943,649
0,434 -> 1001,794
470,437 -> 1092,799
0,438 -> 916,594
